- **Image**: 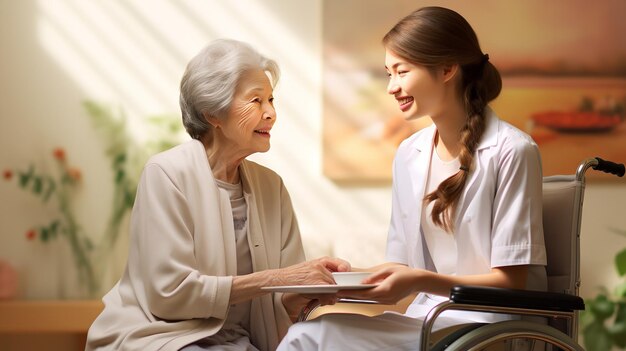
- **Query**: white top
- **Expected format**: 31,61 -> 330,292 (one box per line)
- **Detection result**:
214,179 -> 253,277
421,138 -> 460,276
385,109 -> 547,322
215,179 -> 252,337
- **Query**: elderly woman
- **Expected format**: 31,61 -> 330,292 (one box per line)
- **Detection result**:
86,39 -> 349,351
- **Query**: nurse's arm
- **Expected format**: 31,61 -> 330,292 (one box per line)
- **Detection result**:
338,264 -> 528,305
432,265 -> 529,293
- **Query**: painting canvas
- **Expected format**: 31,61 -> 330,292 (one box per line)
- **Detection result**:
322,0 -> 626,183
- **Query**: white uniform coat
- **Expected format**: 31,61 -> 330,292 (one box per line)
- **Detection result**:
86,140 -> 304,351
387,110 -> 547,295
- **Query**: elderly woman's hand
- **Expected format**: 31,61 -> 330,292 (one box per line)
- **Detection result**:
271,256 -> 351,287
277,257 -> 351,321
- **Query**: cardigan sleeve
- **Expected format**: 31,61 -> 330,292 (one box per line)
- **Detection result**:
130,163 -> 232,321
277,179 -> 305,267
273,178 -> 305,337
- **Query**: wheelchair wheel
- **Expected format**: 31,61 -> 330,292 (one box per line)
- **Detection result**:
434,320 -> 583,351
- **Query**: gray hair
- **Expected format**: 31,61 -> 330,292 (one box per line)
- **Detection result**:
179,39 -> 280,139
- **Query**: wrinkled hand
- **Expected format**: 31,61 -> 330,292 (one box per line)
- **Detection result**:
278,257 -> 351,314
271,256 -> 351,287
337,265 -> 426,304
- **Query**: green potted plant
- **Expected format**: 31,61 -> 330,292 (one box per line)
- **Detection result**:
581,229 -> 626,350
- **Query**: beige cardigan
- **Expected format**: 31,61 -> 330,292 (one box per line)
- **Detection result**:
86,140 -> 305,351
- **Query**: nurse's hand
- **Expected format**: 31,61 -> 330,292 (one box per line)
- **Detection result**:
337,265 -> 428,304
271,256 -> 351,287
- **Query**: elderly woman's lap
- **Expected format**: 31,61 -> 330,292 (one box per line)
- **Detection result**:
180,335 -> 259,351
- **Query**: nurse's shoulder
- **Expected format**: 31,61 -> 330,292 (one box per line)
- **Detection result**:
494,117 -> 541,165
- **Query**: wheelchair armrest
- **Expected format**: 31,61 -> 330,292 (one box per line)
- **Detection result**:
449,285 -> 585,312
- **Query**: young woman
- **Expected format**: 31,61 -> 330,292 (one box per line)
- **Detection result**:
277,6 -> 547,350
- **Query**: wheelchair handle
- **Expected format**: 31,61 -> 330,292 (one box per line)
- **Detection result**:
593,157 -> 625,177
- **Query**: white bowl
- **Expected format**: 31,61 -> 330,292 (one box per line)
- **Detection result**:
332,272 -> 372,285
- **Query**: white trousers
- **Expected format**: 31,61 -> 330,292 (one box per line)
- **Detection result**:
277,312 -> 469,351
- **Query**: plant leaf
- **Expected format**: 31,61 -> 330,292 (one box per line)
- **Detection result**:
113,153 -> 126,167
42,221 -> 61,241
612,302 -> 626,347
115,169 -> 125,184
615,302 -> 626,322
18,165 -> 34,187
580,307 -> 595,329
608,321 -> 626,348
49,220 -> 59,238
42,177 -> 56,202
84,236 -> 94,251
590,294 -> 615,321
615,281 -> 626,298
32,176 -> 43,195
124,190 -> 135,208
40,227 -> 49,242
584,321 -> 612,351
616,248 -> 626,277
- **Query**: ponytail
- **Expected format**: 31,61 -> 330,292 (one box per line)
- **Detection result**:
425,56 -> 502,232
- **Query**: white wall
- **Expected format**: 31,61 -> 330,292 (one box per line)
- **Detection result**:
0,0 -> 624,303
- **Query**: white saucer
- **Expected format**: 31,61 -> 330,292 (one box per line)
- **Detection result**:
261,284 -> 377,294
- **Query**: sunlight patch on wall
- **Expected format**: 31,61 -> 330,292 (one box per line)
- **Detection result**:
35,0 -> 185,142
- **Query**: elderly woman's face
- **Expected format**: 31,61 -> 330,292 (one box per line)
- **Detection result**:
218,69 -> 276,155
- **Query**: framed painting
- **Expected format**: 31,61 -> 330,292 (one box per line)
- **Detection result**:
322,0 -> 626,183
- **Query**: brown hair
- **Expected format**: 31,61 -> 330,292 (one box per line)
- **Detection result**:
383,7 -> 502,232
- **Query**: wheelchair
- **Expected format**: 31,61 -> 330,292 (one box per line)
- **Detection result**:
298,157 -> 625,350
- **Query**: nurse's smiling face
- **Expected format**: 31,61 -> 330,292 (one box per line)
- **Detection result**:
385,49 -> 446,121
